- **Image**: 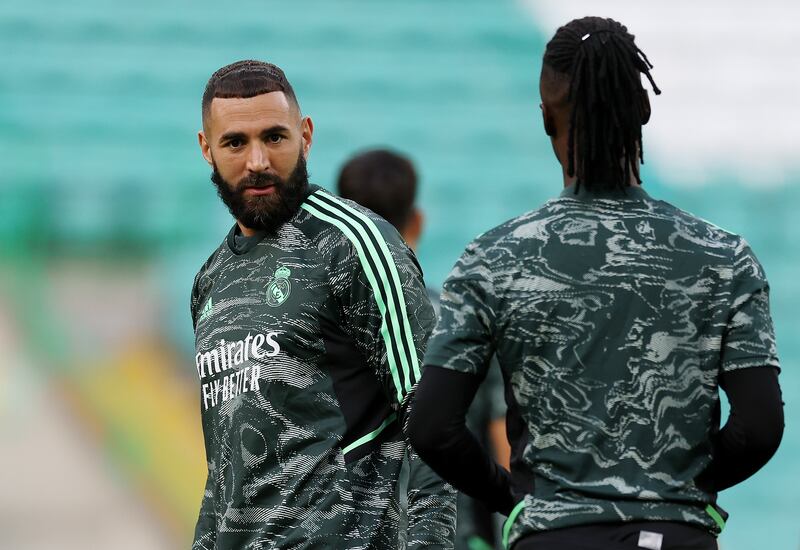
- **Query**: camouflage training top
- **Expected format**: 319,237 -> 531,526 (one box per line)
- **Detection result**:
190,185 -> 456,550
424,185 -> 779,547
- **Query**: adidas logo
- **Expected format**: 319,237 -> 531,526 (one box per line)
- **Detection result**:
199,297 -> 213,322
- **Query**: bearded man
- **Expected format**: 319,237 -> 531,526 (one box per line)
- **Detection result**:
190,60 -> 455,550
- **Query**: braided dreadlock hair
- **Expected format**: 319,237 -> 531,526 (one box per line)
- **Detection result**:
543,17 -> 661,191
202,60 -> 299,127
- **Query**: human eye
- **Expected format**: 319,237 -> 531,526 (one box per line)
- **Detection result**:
264,132 -> 286,145
227,137 -> 245,149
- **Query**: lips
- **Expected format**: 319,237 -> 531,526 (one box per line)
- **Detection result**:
244,185 -> 276,196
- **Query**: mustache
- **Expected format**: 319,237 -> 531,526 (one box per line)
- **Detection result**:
239,171 -> 283,190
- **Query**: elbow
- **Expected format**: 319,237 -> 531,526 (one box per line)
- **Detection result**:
750,415 -> 784,462
407,366 -> 475,465
734,406 -> 785,470
407,395 -> 460,465
752,393 -> 785,459
407,405 -> 442,460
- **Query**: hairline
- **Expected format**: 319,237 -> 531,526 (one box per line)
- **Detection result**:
202,90 -> 302,134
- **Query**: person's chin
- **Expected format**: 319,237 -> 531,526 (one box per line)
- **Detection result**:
243,207 -> 281,230
245,193 -> 279,209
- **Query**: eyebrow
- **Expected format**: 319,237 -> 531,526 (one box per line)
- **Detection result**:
219,125 -> 291,144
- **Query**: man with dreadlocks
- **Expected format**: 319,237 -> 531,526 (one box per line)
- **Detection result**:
409,16 -> 783,550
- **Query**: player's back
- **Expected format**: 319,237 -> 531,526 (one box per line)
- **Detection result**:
441,184 -> 774,536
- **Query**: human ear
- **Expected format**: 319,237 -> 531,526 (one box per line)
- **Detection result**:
198,131 -> 214,166
300,117 -> 314,158
541,104 -> 557,137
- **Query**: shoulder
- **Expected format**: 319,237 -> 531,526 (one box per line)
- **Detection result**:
192,235 -> 229,289
650,197 -> 747,255
298,186 -> 412,263
458,204 -> 557,267
190,237 -> 229,324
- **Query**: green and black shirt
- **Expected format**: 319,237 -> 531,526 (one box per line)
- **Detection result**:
423,185 -> 779,548
190,185 -> 456,549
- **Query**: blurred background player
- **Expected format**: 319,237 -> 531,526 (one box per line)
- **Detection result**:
192,61 -> 455,549
338,148 -> 511,550
410,16 -> 784,550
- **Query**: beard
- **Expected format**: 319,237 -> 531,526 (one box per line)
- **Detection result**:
211,149 -> 309,235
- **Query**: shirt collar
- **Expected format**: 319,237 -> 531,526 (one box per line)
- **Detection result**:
559,184 -> 651,201
225,183 -> 320,255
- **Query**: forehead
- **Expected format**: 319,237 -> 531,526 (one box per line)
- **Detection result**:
207,91 -> 297,134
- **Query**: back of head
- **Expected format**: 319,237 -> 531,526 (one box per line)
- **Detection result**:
202,60 -> 299,128
336,149 -> 417,231
542,16 -> 661,191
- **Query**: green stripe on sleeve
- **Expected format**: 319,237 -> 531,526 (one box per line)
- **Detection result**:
307,193 -> 415,392
301,202 -> 405,403
467,536 -> 495,550
341,412 -> 397,455
705,504 -> 726,531
316,193 -> 422,383
502,500 -> 526,549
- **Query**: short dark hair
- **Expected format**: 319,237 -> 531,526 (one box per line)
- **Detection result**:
201,60 -> 299,127
336,149 -> 417,230
542,16 -> 660,191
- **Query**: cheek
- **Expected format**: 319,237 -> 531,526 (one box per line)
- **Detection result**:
272,147 -> 300,177
213,150 -> 245,181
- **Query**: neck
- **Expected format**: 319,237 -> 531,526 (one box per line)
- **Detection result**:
561,165 -> 577,189
550,133 -> 576,188
556,148 -> 642,189
550,128 -> 643,189
400,229 -> 418,251
237,221 -> 260,237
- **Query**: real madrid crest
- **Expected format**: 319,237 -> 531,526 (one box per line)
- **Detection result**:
266,265 -> 292,307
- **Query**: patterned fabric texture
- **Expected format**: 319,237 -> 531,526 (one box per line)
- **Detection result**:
425,184 -> 779,548
190,186 -> 455,549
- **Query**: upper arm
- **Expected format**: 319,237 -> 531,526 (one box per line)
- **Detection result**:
721,241 -> 779,373
190,271 -> 202,331
306,192 -> 435,408
424,241 -> 498,377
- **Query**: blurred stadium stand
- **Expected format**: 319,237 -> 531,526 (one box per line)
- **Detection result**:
0,1 -> 797,549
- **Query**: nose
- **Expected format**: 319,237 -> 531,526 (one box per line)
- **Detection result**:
246,142 -> 270,173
